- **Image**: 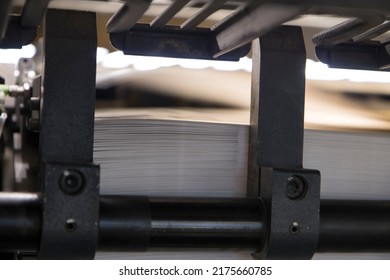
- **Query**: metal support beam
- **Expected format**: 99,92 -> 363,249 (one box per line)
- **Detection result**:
251,26 -> 306,171
38,9 -> 99,260
40,9 -> 97,163
248,26 -> 320,259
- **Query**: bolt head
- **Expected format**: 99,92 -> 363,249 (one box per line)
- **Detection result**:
64,218 -> 77,233
59,169 -> 84,194
290,222 -> 300,234
286,175 -> 307,200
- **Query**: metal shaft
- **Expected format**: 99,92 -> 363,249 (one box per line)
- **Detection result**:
1,192 -> 390,255
0,193 -> 265,253
98,196 -> 266,252
317,199 -> 390,253
0,193 -> 42,251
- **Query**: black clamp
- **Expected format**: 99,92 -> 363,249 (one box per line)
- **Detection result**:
255,168 -> 320,259
39,163 -> 99,259
248,26 -> 321,259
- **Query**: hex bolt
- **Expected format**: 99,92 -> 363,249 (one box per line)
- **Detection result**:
59,169 -> 84,194
286,175 -> 307,200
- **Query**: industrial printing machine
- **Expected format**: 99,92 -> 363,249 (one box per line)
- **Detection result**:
0,0 -> 389,259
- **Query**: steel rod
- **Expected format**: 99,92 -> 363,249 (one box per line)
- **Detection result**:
318,199 -> 390,253
0,193 -> 265,253
99,196 -> 265,252
1,193 -> 390,255
0,193 -> 42,252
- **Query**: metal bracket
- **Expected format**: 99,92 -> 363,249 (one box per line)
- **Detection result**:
248,26 -> 321,259
255,168 -> 320,259
110,23 -> 250,61
39,163 -> 99,259
316,41 -> 390,71
38,9 -> 99,259
0,16 -> 37,49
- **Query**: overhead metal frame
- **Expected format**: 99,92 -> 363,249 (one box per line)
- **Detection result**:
0,0 -> 49,48
106,0 -> 390,61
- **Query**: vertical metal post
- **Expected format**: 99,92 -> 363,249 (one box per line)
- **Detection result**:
38,9 -> 99,260
248,26 -> 321,259
40,10 -> 96,163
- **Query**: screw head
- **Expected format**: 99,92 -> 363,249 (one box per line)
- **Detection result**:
64,218 -> 77,233
59,169 -> 84,194
286,175 -> 307,200
290,222 -> 300,234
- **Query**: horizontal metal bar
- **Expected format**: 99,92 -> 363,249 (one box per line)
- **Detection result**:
0,193 -> 264,253
110,24 -> 250,61
318,199 -> 390,253
1,193 -> 389,256
99,196 -> 265,252
0,193 -> 42,252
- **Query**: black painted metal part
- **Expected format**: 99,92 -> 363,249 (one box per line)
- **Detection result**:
0,16 -> 37,49
0,0 -> 49,48
0,193 -> 389,255
316,41 -> 390,71
248,26 -> 321,260
110,24 -> 251,61
38,9 -> 99,260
